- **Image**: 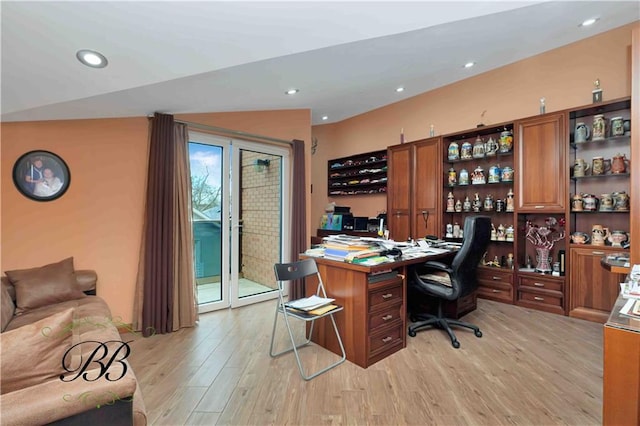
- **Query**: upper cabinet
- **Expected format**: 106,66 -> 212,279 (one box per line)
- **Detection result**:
328,150 -> 387,196
387,138 -> 441,241
517,113 -> 566,212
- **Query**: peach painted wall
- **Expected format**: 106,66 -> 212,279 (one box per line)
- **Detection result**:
310,23 -> 637,232
1,110 -> 310,323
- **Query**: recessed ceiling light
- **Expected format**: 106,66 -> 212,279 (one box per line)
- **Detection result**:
285,89 -> 299,95
464,62 -> 475,68
580,18 -> 598,27
76,49 -> 108,68
322,116 -> 329,121
396,87 -> 405,92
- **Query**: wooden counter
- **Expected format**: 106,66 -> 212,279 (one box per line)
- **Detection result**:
603,294 -> 640,425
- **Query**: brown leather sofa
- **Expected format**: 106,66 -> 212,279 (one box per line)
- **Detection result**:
1,258 -> 146,426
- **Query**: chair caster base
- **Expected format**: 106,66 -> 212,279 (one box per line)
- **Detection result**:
475,330 -> 483,338
452,340 -> 460,349
408,329 -> 417,337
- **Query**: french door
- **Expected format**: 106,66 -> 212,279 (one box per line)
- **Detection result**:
188,132 -> 289,313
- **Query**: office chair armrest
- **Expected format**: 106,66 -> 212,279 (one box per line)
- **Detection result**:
421,261 -> 452,273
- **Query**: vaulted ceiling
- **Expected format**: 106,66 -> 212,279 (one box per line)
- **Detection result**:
2,1 -> 639,125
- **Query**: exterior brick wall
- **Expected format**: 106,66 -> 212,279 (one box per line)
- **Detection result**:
240,151 -> 281,289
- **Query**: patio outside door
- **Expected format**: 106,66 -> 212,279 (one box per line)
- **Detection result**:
188,132 -> 287,313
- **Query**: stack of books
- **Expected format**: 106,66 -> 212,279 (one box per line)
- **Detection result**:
322,235 -> 376,261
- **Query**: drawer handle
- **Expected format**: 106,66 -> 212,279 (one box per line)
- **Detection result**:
534,282 -> 545,287
382,336 -> 393,343
382,314 -> 393,321
382,293 -> 393,299
492,276 -> 502,281
591,251 -> 605,255
534,296 -> 544,301
534,205 -> 544,209
492,289 -> 501,293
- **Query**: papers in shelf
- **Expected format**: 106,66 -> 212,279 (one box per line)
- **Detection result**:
286,295 -> 334,311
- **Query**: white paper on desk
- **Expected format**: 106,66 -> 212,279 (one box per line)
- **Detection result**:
620,298 -> 637,316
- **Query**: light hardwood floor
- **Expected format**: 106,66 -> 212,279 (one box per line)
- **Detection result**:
125,299 -> 604,426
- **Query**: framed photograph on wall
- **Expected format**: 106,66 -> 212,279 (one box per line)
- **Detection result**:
12,150 -> 71,201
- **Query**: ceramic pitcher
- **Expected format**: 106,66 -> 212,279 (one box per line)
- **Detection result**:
611,153 -> 629,174
574,122 -> 590,143
574,159 -> 589,177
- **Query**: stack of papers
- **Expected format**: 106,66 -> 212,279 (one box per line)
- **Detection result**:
286,295 -> 334,311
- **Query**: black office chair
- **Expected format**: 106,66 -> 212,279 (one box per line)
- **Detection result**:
408,215 -> 492,348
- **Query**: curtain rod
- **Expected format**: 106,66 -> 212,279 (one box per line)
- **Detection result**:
170,118 -> 294,146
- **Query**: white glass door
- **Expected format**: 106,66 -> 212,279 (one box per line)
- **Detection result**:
189,133 -> 231,313
230,141 -> 289,308
189,132 -> 289,312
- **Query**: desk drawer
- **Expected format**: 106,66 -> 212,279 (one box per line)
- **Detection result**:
518,290 -> 563,307
369,305 -> 402,332
369,323 -> 403,357
369,283 -> 403,311
477,268 -> 514,285
477,281 -> 513,303
519,276 -> 563,292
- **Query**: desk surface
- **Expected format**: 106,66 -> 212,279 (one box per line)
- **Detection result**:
305,249 -> 455,273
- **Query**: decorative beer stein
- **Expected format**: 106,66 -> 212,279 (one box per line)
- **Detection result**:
488,164 -> 501,183
610,117 -> 625,137
591,224 -> 609,246
448,141 -> 460,161
623,119 -> 631,135
497,224 -> 506,241
463,195 -> 471,212
592,114 -> 606,140
471,166 -> 486,185
500,166 -> 514,182
473,136 -> 485,159
573,158 -> 589,177
483,194 -> 494,211
461,140 -> 473,159
454,199 -> 463,212
613,191 -> 629,211
591,156 -> 609,176
611,153 -> 629,174
446,223 -> 454,238
459,168 -> 469,185
599,193 -> 614,211
452,223 -> 461,238
495,198 -> 505,212
571,193 -> 584,211
485,136 -> 499,156
447,167 -> 457,186
499,128 -> 513,153
506,225 -> 514,242
472,193 -> 482,212
570,232 -> 590,244
574,122 -> 590,143
607,230 -> 629,248
446,191 -> 455,212
505,188 -> 515,212
583,194 -> 598,211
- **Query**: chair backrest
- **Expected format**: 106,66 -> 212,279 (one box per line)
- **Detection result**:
274,258 -> 319,282
449,215 -> 492,297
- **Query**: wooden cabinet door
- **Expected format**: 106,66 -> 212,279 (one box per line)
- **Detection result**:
412,138 -> 441,239
517,113 -> 566,212
387,144 -> 411,241
569,247 -> 625,323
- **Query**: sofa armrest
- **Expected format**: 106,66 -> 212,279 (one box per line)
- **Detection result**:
75,270 -> 98,295
0,367 -> 137,426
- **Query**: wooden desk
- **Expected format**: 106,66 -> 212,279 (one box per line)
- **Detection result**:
301,252 -> 453,368
603,294 -> 640,425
